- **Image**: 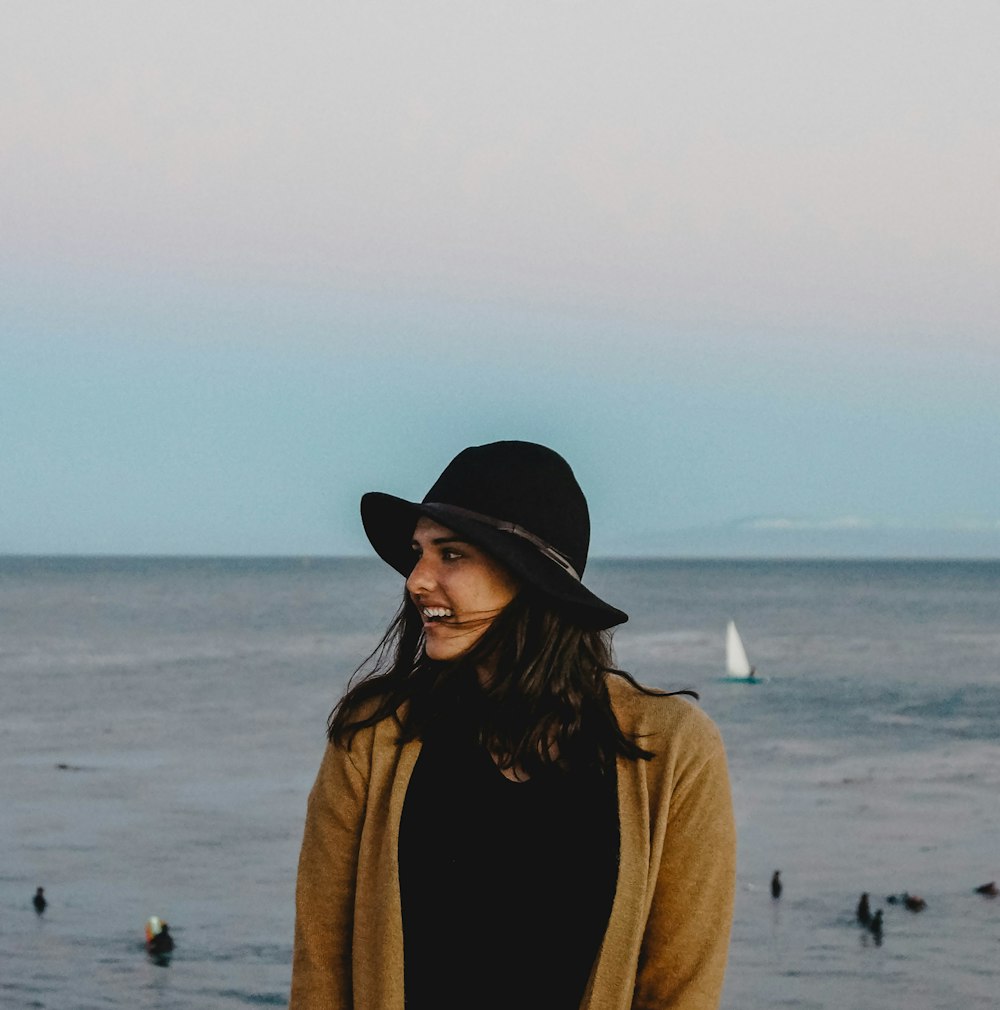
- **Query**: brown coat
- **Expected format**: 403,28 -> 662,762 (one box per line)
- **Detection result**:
290,675 -> 736,1009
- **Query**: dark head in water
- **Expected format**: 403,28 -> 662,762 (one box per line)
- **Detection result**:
771,870 -> 782,899
856,892 -> 871,926
33,887 -> 46,914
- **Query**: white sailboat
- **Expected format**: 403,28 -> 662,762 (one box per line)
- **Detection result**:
725,620 -> 758,681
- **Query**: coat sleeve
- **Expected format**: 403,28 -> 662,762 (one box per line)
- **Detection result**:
289,735 -> 371,1010
633,726 -> 736,1010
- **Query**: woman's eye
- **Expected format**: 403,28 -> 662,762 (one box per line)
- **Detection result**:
441,548 -> 463,561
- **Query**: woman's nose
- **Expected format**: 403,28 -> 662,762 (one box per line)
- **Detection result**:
405,555 -> 436,595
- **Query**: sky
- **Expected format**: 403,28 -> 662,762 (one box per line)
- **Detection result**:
2,1 -> 999,557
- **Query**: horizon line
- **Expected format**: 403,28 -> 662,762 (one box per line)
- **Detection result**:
3,552 -> 999,564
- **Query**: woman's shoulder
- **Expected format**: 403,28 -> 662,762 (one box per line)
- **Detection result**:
328,690 -> 407,756
315,693 -> 407,786
605,672 -> 724,753
335,682 -> 410,728
341,689 -> 404,723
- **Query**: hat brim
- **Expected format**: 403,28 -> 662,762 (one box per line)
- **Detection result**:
360,492 -> 627,630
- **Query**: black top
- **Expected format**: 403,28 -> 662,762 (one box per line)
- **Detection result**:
398,725 -> 620,1010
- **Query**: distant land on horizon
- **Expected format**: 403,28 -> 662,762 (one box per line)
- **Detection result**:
2,515 -> 998,562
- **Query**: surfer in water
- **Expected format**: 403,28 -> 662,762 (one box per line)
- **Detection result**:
145,917 -> 174,955
290,441 -> 737,1010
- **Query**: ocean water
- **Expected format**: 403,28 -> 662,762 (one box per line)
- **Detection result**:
2,557 -> 998,1009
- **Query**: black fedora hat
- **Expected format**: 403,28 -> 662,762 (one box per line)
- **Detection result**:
360,441 -> 627,629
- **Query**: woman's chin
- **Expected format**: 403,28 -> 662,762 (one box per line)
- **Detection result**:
425,642 -> 464,662
424,629 -> 477,662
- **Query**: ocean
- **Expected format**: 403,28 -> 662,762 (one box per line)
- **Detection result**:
2,557 -> 998,1009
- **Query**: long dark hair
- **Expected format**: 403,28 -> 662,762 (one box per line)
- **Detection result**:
328,588 -> 695,777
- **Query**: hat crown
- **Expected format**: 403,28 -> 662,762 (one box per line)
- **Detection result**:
422,441 -> 590,574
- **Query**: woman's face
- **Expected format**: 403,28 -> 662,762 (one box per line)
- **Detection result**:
406,516 -> 520,661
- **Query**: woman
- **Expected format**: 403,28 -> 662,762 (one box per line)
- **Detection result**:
290,441 -> 736,1010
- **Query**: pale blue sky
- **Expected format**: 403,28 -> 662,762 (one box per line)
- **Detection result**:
2,2 -> 998,557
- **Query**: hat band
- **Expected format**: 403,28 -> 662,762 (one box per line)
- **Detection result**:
424,502 -> 582,581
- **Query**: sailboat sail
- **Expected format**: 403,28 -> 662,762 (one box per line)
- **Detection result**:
725,620 -> 753,678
